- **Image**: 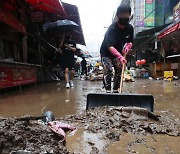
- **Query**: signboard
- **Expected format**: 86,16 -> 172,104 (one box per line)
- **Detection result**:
136,21 -> 144,27
164,0 -> 172,24
0,8 -> 26,33
0,66 -> 37,89
174,1 -> 180,22
135,0 -> 145,27
155,0 -> 164,26
144,0 -> 155,27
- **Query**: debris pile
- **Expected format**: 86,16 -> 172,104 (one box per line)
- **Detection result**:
0,106 -> 179,153
0,118 -> 70,154
63,106 -> 180,142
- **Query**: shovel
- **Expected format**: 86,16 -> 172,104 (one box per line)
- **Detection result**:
86,50 -> 154,112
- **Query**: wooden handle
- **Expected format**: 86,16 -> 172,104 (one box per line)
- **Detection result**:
119,63 -> 125,93
119,54 -> 126,93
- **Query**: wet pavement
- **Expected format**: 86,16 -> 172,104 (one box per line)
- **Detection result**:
0,79 -> 180,153
0,79 -> 94,118
0,79 -> 179,118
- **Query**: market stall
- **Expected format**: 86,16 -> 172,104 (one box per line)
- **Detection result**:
0,60 -> 40,89
150,2 -> 180,79
156,3 -> 180,78
0,0 -> 36,89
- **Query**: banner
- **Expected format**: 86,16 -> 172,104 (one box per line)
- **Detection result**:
144,0 -> 155,27
0,66 -> 37,89
174,1 -> 180,22
155,0 -> 164,26
135,0 -> 145,27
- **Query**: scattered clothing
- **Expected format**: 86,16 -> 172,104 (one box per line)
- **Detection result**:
48,121 -> 77,142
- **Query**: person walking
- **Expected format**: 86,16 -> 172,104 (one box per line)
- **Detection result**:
81,57 -> 88,76
100,4 -> 133,93
62,34 -> 77,88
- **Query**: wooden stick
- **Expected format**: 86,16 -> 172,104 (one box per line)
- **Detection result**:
119,54 -> 127,93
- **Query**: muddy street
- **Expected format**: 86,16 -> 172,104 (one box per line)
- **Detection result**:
0,0 -> 180,153
0,79 -> 180,153
0,80 -> 96,118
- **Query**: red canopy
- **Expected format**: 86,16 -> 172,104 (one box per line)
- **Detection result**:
26,0 -> 66,15
158,21 -> 180,39
1,0 -> 17,11
0,8 -> 26,33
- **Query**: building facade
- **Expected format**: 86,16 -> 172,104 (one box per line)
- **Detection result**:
130,0 -> 179,35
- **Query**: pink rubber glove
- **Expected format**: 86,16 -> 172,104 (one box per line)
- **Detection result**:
119,56 -> 127,64
122,42 -> 133,55
109,47 -> 127,64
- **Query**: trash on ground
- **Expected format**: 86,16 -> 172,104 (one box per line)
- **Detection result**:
48,121 -> 77,142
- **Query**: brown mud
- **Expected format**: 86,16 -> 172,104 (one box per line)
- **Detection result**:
0,80 -> 180,153
62,106 -> 180,153
0,106 -> 179,153
0,118 -> 70,154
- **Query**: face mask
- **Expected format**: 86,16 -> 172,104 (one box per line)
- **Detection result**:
118,17 -> 129,25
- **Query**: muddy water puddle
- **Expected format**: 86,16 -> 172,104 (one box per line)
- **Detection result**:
107,134 -> 180,154
63,106 -> 180,153
66,128 -> 107,154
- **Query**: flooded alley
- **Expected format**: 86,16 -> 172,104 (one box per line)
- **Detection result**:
0,0 -> 180,153
0,79 -> 179,119
0,79 -> 180,153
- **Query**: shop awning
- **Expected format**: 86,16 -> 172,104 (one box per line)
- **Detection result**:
26,0 -> 66,15
0,8 -> 26,33
133,24 -> 169,50
157,19 -> 180,39
62,2 -> 86,45
1,0 -> 17,11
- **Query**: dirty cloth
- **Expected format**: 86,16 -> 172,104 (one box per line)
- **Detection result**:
48,121 -> 77,142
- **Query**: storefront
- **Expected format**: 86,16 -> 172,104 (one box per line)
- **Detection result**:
0,0 -> 40,89
0,0 -> 86,88
156,1 -> 180,78
131,25 -> 168,78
